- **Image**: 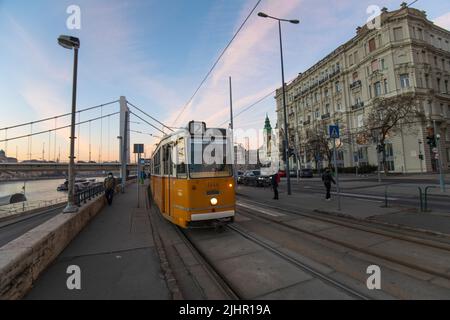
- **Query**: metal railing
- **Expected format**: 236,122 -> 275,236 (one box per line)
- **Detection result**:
75,184 -> 105,206
0,196 -> 67,219
380,184 -> 440,212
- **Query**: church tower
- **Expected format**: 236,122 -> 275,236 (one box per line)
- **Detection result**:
263,114 -> 272,158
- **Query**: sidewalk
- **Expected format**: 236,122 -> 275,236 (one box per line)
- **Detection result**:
237,185 -> 450,237
25,184 -> 170,300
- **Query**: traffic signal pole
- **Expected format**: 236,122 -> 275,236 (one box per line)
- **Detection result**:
433,120 -> 446,192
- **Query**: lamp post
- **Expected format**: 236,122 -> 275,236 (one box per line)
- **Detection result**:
58,35 -> 80,213
258,12 -> 299,195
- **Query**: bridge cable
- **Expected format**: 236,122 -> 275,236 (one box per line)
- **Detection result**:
0,112 -> 119,143
126,101 -> 174,132
129,112 -> 166,135
0,99 -> 119,132
171,0 -> 263,127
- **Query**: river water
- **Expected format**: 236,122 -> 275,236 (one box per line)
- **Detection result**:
0,176 -> 105,206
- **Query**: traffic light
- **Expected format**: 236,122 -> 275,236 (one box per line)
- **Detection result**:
376,143 -> 385,153
426,127 -> 437,148
426,135 -> 436,148
288,147 -> 295,157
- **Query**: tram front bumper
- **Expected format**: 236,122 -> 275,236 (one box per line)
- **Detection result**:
190,210 -> 235,221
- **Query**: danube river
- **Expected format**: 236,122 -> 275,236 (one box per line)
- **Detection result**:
0,177 -> 104,203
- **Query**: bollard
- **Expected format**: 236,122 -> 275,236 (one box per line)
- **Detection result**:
418,187 -> 423,212
424,186 -> 436,212
382,185 -> 389,208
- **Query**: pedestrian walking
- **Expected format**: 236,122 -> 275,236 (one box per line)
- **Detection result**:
271,172 -> 280,200
104,172 -> 116,206
321,168 -> 336,201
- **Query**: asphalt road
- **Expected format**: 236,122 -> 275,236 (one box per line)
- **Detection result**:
267,178 -> 450,212
0,205 -> 65,247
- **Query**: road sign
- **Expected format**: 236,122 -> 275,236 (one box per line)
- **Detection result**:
133,144 -> 144,154
329,125 -> 340,139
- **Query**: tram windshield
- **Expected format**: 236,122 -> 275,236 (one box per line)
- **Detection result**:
189,139 -> 233,178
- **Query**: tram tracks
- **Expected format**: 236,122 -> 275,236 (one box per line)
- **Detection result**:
177,226 -> 241,300
236,200 -> 450,283
179,223 -> 372,300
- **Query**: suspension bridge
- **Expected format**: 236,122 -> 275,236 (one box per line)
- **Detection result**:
0,96 -> 172,176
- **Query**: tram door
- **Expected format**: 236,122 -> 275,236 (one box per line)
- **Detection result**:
163,145 -> 172,217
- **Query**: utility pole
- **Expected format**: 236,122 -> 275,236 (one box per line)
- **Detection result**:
229,76 -> 236,188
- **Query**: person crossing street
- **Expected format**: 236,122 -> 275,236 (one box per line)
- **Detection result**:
321,168 -> 336,201
271,172 -> 280,200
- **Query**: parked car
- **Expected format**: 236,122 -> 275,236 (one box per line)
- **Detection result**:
300,168 -> 313,178
278,170 -> 286,177
243,170 -> 272,187
243,170 -> 260,186
289,170 -> 297,177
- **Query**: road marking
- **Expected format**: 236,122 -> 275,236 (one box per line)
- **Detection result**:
237,201 -> 286,217
354,198 -> 382,203
332,192 -> 398,201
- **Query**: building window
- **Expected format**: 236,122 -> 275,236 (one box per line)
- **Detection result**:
437,78 -> 441,92
418,28 -> 423,40
335,81 -> 341,93
400,74 -> 410,88
369,85 -> 372,98
371,59 -> 379,72
374,81 -> 382,97
381,58 -> 386,69
354,51 -> 359,63
430,34 -> 435,46
315,109 -> 320,118
425,74 -> 429,88
385,143 -> 395,171
393,27 -> 403,41
368,38 -> 376,52
349,53 -> 354,66
325,104 -> 330,114
384,79 -> 388,93
337,103 -> 342,112
357,114 -> 364,127
445,80 -> 449,94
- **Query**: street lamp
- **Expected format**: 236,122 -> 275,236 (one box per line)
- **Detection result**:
58,35 -> 80,213
258,12 -> 299,195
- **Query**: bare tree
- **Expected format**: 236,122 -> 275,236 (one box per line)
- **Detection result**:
304,114 -> 347,170
358,92 -> 424,174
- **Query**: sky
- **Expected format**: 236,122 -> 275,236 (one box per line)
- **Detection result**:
0,0 -> 449,162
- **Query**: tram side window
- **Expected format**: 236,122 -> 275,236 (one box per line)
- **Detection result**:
176,138 -> 187,179
163,145 -> 173,176
154,149 -> 161,175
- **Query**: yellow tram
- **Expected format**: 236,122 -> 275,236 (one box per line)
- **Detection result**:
150,121 -> 235,228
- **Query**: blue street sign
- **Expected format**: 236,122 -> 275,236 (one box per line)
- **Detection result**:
329,125 -> 340,139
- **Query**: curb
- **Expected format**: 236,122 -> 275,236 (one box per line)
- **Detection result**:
145,186 -> 183,300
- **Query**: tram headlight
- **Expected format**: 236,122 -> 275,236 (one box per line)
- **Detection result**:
210,197 -> 218,206
228,183 -> 233,188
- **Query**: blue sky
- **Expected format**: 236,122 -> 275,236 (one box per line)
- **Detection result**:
0,0 -> 449,161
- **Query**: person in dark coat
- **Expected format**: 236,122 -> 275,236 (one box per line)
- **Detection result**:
271,172 -> 280,200
103,172 -> 116,205
321,168 -> 336,201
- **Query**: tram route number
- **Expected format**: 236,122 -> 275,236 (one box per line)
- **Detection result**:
179,304 -> 271,318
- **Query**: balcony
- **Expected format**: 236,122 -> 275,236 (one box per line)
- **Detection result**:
351,102 -> 364,110
321,113 -> 330,120
303,120 -> 311,126
350,80 -> 362,89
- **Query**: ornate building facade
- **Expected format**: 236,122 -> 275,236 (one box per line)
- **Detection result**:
275,4 -> 450,173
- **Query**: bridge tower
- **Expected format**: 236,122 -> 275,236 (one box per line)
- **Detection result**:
119,96 -> 130,191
